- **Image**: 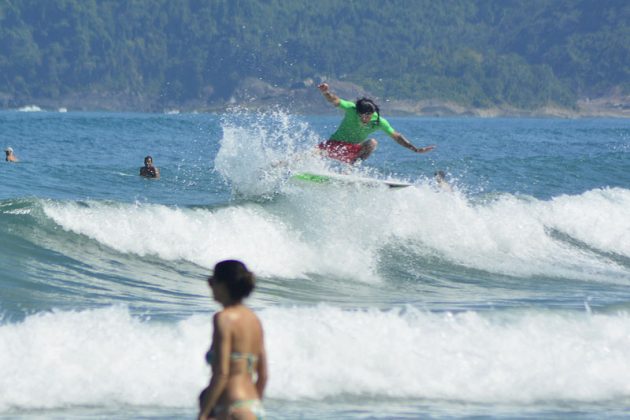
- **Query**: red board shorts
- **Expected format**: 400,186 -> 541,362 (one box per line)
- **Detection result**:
317,140 -> 363,163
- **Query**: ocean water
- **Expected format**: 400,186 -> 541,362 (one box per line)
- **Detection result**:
0,108 -> 629,419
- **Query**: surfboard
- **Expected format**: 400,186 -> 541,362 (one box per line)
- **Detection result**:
291,171 -> 412,189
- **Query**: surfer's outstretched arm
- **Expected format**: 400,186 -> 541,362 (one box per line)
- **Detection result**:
391,132 -> 435,154
318,83 -> 340,107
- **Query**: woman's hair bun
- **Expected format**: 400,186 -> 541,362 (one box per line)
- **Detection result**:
213,260 -> 255,299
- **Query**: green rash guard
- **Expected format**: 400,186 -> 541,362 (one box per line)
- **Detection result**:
329,98 -> 396,144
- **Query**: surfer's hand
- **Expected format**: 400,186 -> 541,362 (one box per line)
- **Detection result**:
414,145 -> 435,153
318,82 -> 329,92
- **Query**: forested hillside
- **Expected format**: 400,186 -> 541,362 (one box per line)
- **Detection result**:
0,0 -> 628,111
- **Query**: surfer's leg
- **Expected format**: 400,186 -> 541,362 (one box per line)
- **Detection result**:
355,138 -> 377,163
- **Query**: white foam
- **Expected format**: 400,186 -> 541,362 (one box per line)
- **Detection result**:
0,307 -> 208,411
2,209 -> 31,215
41,185 -> 630,284
17,105 -> 42,112
385,186 -> 630,281
42,201 -> 317,278
264,305 -> 630,402
542,187 -> 630,257
1,306 -> 630,411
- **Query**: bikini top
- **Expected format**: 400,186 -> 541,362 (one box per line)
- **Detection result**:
206,350 -> 258,376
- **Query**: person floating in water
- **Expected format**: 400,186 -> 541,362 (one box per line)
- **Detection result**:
434,170 -> 453,192
5,147 -> 17,162
198,260 -> 268,420
317,82 -> 435,164
139,155 -> 160,178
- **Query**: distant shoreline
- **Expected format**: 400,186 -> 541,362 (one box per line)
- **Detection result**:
2,80 -> 629,118
4,101 -> 630,119
4,101 -> 629,119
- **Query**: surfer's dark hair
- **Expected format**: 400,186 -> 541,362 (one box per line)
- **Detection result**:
356,97 -> 380,125
210,259 -> 255,299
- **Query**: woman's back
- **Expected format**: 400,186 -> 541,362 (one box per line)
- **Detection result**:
223,306 -> 263,377
214,305 -> 265,402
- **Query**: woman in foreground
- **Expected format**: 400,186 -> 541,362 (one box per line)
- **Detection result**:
199,260 -> 268,420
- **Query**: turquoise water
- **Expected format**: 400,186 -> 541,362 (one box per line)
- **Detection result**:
1,109 -> 630,419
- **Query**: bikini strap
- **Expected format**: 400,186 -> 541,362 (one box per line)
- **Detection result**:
230,352 -> 258,375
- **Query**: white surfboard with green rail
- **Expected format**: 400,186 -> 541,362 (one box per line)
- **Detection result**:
291,171 -> 412,189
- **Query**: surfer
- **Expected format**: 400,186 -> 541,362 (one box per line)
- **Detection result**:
5,147 -> 18,162
198,260 -> 268,420
317,83 -> 435,164
139,155 -> 160,178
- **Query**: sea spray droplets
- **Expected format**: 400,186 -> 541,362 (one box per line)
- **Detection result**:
214,107 -> 323,198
